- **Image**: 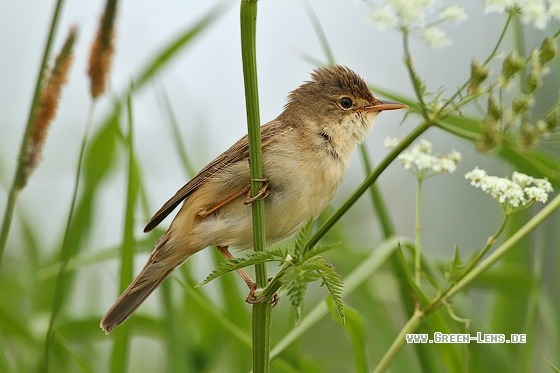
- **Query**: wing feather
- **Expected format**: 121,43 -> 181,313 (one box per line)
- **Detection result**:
143,121 -> 288,232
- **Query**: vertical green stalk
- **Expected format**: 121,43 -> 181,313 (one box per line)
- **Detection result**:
460,214 -> 509,277
414,178 -> 422,285
41,103 -> 93,372
0,0 -> 65,266
110,86 -> 137,373
240,1 -> 270,372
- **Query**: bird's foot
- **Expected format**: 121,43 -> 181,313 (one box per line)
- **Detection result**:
244,277 -> 280,309
244,178 -> 270,204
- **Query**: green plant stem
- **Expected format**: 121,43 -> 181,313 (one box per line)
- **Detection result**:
461,213 -> 509,276
375,193 -> 560,372
0,0 -> 66,267
402,29 -> 427,113
240,1 -> 271,372
414,178 -> 422,285
110,86 -> 137,373
373,309 -> 423,373
439,12 -> 513,113
306,120 -> 433,249
42,102 -> 93,372
359,144 -> 395,237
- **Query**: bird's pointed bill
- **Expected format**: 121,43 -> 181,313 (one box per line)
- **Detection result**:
363,99 -> 408,112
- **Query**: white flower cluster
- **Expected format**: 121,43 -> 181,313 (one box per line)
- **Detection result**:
385,137 -> 462,177
368,1 -> 468,48
465,167 -> 553,212
484,0 -> 560,30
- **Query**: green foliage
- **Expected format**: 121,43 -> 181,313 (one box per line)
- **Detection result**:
1,2 -> 559,373
445,245 -> 464,284
196,249 -> 286,287
283,220 -> 344,325
198,219 -> 344,326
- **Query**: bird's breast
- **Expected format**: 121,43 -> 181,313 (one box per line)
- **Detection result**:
262,140 -> 348,242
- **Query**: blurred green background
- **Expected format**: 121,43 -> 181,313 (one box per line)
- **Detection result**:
1,1 -> 559,372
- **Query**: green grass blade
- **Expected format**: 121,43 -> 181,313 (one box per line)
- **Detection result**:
109,85 -> 139,373
0,0 -> 67,265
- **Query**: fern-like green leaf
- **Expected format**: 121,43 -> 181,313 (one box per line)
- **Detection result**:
319,265 -> 345,324
405,56 -> 427,100
196,250 -> 283,287
294,218 -> 314,257
283,268 -> 308,325
446,245 -> 464,284
307,242 -> 339,259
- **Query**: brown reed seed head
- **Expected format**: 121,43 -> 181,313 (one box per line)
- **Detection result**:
22,27 -> 77,188
87,0 -> 118,99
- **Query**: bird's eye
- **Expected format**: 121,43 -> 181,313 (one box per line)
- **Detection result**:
340,97 -> 353,109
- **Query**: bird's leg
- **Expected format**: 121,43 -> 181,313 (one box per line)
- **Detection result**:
197,178 -> 269,218
197,186 -> 251,218
217,246 -> 279,307
218,245 -> 256,293
244,178 -> 270,204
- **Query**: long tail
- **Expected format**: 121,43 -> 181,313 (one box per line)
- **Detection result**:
100,234 -> 188,334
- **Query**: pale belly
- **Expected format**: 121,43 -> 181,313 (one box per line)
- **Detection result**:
196,151 -> 347,249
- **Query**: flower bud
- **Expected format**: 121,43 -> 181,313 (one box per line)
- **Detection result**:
545,108 -> 559,131
469,60 -> 488,92
487,95 -> 502,120
525,70 -> 542,94
502,51 -> 524,79
512,94 -> 534,114
539,37 -> 557,65
519,123 -> 536,151
476,117 -> 500,153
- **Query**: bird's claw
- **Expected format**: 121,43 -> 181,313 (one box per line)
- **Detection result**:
244,178 -> 270,204
244,277 -> 280,309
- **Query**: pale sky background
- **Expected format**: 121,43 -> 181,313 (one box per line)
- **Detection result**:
0,1 -> 549,276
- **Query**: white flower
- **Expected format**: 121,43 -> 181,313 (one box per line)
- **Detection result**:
384,136 -> 400,148
418,139 -> 433,153
484,0 -> 515,14
440,6 -> 468,22
369,5 -> 398,30
437,157 -> 459,173
389,0 -> 434,27
422,26 -> 451,48
524,186 -> 549,203
414,152 -> 436,171
397,151 -> 415,170
465,167 -> 488,187
396,139 -> 461,178
449,150 -> 462,164
484,0 -> 555,28
550,0 -> 560,20
500,182 -> 525,207
512,171 -> 535,187
533,177 -> 553,192
465,168 -> 554,213
366,0 -> 437,29
519,0 -> 548,30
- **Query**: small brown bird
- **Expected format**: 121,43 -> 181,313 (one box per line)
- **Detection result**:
100,65 -> 407,333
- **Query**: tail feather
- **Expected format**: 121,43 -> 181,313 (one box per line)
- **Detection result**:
100,265 -> 174,334
101,229 -> 199,333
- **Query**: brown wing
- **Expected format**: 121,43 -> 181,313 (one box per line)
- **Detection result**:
143,121 -> 288,232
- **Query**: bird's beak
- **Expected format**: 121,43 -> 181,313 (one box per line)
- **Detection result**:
362,99 -> 408,112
